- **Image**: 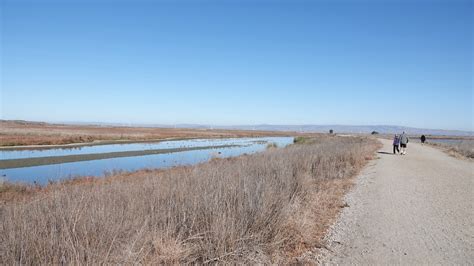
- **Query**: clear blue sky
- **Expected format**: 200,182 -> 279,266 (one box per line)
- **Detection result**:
1,0 -> 472,130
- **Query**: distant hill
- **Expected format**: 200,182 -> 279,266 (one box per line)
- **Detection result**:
2,120 -> 472,136
211,125 -> 473,136
134,123 -> 472,136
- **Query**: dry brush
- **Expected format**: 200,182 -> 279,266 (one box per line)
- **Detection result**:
0,136 -> 378,264
429,140 -> 474,159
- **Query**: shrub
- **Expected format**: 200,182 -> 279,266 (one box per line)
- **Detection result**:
266,142 -> 278,149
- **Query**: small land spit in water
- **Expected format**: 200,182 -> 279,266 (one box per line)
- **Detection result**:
0,135 -> 378,264
0,137 -> 293,184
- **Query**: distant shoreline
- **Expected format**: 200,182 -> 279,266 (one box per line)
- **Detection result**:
0,120 -> 297,148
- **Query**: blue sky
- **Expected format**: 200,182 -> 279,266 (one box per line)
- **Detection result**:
1,0 -> 472,130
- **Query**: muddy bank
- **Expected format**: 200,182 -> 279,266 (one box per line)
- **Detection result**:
0,144 -> 239,169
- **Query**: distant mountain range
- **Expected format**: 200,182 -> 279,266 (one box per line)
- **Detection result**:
216,125 -> 473,136
3,120 -> 472,136
71,122 -> 473,136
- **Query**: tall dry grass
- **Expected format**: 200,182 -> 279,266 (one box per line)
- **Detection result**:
451,141 -> 474,158
0,136 -> 378,264
429,140 -> 474,159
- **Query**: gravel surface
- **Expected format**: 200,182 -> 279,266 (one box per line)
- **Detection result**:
319,139 -> 474,264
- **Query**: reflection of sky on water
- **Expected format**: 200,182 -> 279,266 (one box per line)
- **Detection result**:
0,137 -> 285,160
0,137 -> 293,184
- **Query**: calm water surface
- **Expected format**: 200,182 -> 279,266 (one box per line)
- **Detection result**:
1,138 -> 275,160
0,137 -> 293,184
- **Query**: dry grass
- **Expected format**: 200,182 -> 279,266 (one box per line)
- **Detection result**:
0,120 -> 299,147
0,136 -> 378,264
428,140 -> 474,159
0,182 -> 41,203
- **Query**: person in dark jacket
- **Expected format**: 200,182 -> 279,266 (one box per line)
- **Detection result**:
420,135 -> 426,145
393,134 -> 400,154
400,131 -> 409,155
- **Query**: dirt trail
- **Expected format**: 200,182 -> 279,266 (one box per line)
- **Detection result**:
320,139 -> 473,264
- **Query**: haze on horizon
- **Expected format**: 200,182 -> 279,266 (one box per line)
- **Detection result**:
1,0 -> 472,131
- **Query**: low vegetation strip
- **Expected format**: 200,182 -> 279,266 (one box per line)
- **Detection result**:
428,140 -> 474,159
0,120 -> 296,147
0,136 -> 379,264
0,144 -> 239,169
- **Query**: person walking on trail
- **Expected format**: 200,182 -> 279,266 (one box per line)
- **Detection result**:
393,134 -> 400,154
420,135 -> 426,145
400,131 -> 409,155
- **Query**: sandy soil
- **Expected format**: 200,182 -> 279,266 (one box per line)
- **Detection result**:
320,139 -> 474,264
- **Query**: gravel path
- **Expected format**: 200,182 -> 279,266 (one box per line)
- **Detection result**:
320,139 -> 474,264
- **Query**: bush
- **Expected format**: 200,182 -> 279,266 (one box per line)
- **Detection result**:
293,136 -> 307,144
266,142 -> 278,149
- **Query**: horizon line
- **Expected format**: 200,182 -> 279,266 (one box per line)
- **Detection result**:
1,118 -> 472,133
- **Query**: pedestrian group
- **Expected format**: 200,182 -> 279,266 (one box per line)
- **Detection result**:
392,131 -> 409,155
392,133 -> 428,155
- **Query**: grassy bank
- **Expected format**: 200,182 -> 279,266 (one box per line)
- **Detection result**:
428,140 -> 474,159
0,136 -> 379,264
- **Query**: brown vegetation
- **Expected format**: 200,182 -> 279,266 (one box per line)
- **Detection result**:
0,135 -> 379,264
428,140 -> 474,159
0,120 -> 297,147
